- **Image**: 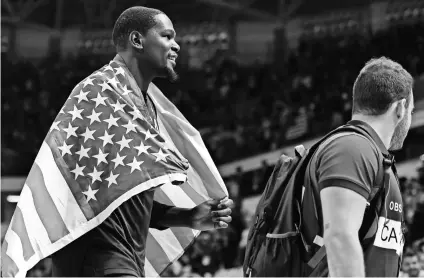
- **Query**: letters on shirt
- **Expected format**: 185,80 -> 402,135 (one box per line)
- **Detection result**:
373,217 -> 404,256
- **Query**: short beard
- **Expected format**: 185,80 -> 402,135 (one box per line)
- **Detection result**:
165,66 -> 179,83
389,117 -> 409,151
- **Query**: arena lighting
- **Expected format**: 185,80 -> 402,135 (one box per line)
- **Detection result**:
218,32 -> 228,41
412,8 -> 420,17
85,40 -> 93,48
207,33 -> 218,43
347,20 -> 356,27
389,12 -> 400,20
6,195 -> 20,203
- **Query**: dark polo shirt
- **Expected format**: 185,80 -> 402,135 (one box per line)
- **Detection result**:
303,120 -> 404,277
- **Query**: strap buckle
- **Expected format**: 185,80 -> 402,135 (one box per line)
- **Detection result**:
383,155 -> 395,167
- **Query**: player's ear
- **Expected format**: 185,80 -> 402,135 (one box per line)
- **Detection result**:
129,31 -> 143,51
394,98 -> 407,122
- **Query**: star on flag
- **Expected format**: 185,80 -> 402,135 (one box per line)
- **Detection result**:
111,153 -> 127,169
70,164 -> 85,179
129,110 -> 143,121
108,76 -> 120,88
98,130 -> 115,147
63,123 -> 78,139
58,141 -> 73,157
144,130 -> 157,141
87,167 -> 104,183
104,64 -> 114,72
105,171 -> 120,187
127,157 -> 143,173
115,67 -> 126,77
93,149 -> 109,166
82,185 -> 99,202
116,135 -> 133,151
82,77 -> 95,88
134,142 -> 151,155
92,93 -> 108,108
104,114 -> 120,129
74,89 -> 90,103
152,148 -> 170,162
75,145 -> 91,161
86,109 -> 102,125
121,85 -> 131,95
81,127 -> 96,143
99,80 -> 113,92
111,99 -> 126,112
122,120 -> 137,134
49,121 -> 60,132
68,105 -> 84,122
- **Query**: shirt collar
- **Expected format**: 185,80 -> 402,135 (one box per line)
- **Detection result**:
346,120 -> 390,156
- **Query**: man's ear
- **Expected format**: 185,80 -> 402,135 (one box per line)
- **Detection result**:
395,98 -> 407,121
129,31 -> 143,50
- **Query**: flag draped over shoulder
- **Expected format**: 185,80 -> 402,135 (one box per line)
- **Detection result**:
1,57 -> 228,278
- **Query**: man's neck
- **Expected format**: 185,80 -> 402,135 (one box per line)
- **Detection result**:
351,114 -> 394,148
117,51 -> 153,92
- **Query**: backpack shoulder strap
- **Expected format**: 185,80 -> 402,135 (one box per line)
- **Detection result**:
358,153 -> 394,239
306,124 -> 394,274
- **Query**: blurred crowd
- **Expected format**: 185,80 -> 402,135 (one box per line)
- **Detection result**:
2,20 -> 424,277
3,23 -> 424,175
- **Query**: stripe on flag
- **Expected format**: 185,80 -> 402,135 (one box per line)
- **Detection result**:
9,207 -> 34,261
26,163 -> 69,242
176,133 -> 227,198
156,114 -> 220,199
1,241 -> 20,277
158,182 -> 196,209
152,188 -> 173,206
36,142 -> 87,228
5,229 -> 25,271
146,231 -> 178,274
168,227 -> 196,249
149,229 -> 184,261
180,182 -> 207,204
144,258 -> 159,277
153,187 -> 196,246
18,185 -> 51,256
186,168 -> 210,198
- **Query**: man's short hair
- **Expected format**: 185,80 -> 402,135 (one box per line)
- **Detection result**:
112,6 -> 164,49
352,57 -> 413,116
404,249 -> 418,258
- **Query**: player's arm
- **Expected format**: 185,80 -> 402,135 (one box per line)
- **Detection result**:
152,198 -> 232,230
150,201 -> 191,229
316,134 -> 379,277
321,187 -> 367,277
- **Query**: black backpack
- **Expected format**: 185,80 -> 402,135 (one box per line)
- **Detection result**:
243,123 -> 395,277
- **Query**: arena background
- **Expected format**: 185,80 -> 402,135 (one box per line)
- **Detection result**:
1,0 -> 424,276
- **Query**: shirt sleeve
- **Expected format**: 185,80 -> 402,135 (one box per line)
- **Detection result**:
316,134 -> 380,200
150,201 -> 174,230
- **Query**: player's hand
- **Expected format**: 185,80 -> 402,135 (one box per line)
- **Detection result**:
190,197 -> 233,231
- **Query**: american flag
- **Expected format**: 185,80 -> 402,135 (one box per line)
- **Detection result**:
1,58 -> 228,277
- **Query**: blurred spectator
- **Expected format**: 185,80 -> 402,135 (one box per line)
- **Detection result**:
400,249 -> 424,277
408,189 -> 424,243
